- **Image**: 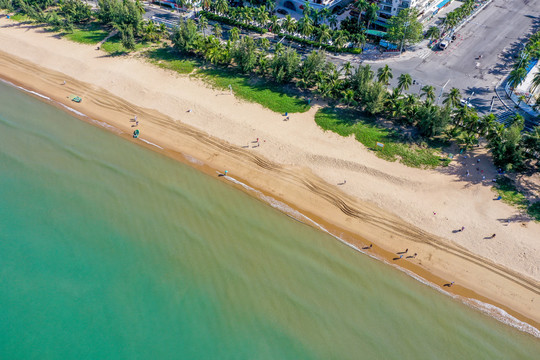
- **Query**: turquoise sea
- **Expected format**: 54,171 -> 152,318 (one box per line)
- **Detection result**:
0,80 -> 539,359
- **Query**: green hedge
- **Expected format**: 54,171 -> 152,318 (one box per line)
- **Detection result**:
200,11 -> 361,55
278,33 -> 362,54
200,11 -> 267,34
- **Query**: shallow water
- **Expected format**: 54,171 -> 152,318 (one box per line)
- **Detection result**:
0,81 -> 539,359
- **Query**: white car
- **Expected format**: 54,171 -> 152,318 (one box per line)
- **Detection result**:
460,98 -> 474,108
439,39 -> 450,50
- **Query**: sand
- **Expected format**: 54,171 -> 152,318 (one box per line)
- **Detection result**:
1,17 -> 539,331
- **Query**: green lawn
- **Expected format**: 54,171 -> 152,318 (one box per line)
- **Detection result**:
145,47 -> 198,74
8,13 -> 32,21
197,67 -> 311,114
101,34 -> 152,55
315,107 -> 450,168
492,177 -> 539,221
65,22 -> 109,44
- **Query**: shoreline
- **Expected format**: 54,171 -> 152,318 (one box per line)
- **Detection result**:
1,20 -> 539,335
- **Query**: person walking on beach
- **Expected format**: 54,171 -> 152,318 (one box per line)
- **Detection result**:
63,80 -> 66,85
491,233 -> 496,238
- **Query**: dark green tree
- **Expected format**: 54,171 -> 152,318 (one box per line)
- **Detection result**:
386,8 -> 423,47
171,19 -> 201,54
233,36 -> 258,73
271,48 -> 300,84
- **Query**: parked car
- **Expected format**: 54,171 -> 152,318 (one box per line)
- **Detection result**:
276,8 -> 288,15
460,98 -> 474,108
439,38 -> 450,50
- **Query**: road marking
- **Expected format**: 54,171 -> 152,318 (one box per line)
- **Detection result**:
418,52 -> 430,59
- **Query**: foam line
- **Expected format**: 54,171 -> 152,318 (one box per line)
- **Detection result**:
139,138 -> 163,149
1,79 -> 123,134
224,174 -> 540,338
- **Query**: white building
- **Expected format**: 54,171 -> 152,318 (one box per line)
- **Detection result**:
280,0 -> 351,12
374,0 -> 452,27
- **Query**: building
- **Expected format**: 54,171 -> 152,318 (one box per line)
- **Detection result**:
280,0 -> 351,13
373,0 -> 453,29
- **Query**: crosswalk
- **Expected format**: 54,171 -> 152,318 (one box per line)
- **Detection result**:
418,51 -> 431,60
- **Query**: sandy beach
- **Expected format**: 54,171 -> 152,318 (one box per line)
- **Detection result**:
1,17 -> 539,331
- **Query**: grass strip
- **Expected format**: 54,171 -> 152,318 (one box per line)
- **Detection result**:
145,47 -> 197,74
197,67 -> 310,114
8,13 -> 31,21
492,177 -> 539,221
64,22 -> 109,44
101,34 -> 151,55
315,107 -> 450,168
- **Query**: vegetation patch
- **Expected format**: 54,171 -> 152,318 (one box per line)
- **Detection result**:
315,107 -> 449,168
145,47 -> 198,74
65,22 -> 109,44
492,177 -> 540,221
8,13 -> 32,21
197,67 -> 310,114
528,202 -> 540,221
101,34 -> 151,55
492,177 -> 529,209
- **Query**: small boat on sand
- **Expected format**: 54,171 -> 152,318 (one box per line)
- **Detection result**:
69,94 -> 82,103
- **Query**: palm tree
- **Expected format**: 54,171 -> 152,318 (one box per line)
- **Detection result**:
135,0 -> 145,14
142,21 -> 159,42
404,94 -> 419,119
508,67 -> 527,89
274,42 -> 284,55
214,0 -> 228,16
351,33 -> 366,49
202,0 -> 212,11
213,23 -> 222,39
333,31 -> 348,50
269,15 -> 280,33
229,27 -> 240,42
342,89 -> 357,106
198,16 -> 208,38
298,15 -> 314,40
420,85 -> 435,102
530,72 -> 540,93
355,0 -> 369,25
258,38 -> 270,51
159,23 -> 167,35
302,1 -> 312,17
377,65 -> 392,85
311,9 -> 322,26
239,7 -> 253,24
478,113 -> 497,137
425,26 -> 440,41
255,6 -> 269,28
284,15 -> 296,35
443,87 -> 461,108
452,105 -> 469,131
365,3 -> 379,29
397,73 -> 412,93
328,15 -> 338,30
341,62 -> 353,77
317,24 -> 331,44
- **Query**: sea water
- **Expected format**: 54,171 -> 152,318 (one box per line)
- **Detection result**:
0,81 -> 539,359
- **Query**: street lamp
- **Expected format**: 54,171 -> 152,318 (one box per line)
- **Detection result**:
436,79 -> 450,105
400,21 -> 410,54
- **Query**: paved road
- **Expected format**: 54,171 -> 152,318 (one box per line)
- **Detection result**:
362,0 -> 539,117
